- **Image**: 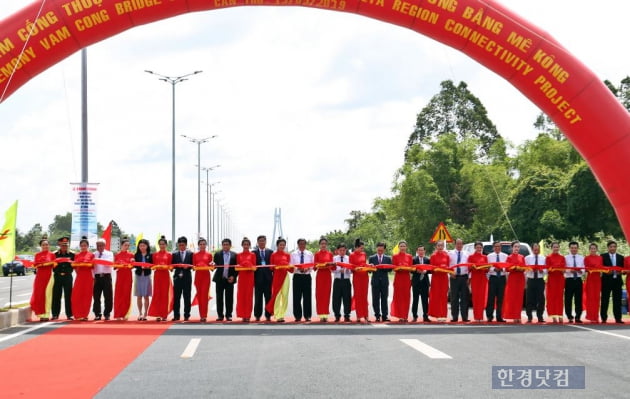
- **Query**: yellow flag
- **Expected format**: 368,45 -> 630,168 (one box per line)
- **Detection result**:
538,239 -> 546,256
0,201 -> 18,264
135,233 -> 143,249
392,243 -> 399,255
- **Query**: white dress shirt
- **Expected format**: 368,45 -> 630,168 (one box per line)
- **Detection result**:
93,249 -> 114,274
291,249 -> 314,274
488,251 -> 508,276
564,254 -> 585,278
333,255 -> 351,279
449,250 -> 469,275
524,253 -> 547,279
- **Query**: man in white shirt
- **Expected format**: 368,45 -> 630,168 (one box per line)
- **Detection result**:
486,241 -> 508,322
332,243 -> 352,322
565,241 -> 585,323
93,238 -> 114,320
525,242 -> 546,323
291,238 -> 314,322
449,238 -> 470,322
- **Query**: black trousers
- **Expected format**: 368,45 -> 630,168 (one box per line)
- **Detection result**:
332,278 -> 351,318
292,274 -> 312,320
215,278 -> 234,318
254,282 -> 272,319
173,273 -> 192,318
526,278 -> 545,320
52,273 -> 73,318
601,275 -> 623,321
486,275 -> 506,320
450,275 -> 470,320
411,278 -> 429,319
93,274 -> 113,317
371,273 -> 389,318
564,277 -> 583,320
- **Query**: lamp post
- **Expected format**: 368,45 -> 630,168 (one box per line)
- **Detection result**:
205,180 -> 220,244
145,69 -> 202,247
212,191 -> 222,249
182,135 -> 217,240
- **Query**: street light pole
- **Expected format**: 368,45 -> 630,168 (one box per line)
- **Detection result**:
183,135 -> 217,241
145,69 -> 202,247
204,180 -> 220,244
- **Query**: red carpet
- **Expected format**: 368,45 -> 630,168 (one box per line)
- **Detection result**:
0,322 -> 170,398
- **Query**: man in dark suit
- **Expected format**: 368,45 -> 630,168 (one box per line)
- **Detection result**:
369,242 -> 392,322
254,235 -> 273,322
213,238 -> 238,321
412,245 -> 431,323
601,240 -> 625,323
172,236 -> 193,321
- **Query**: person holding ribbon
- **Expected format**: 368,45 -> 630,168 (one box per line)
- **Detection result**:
266,237 -> 293,322
253,235 -> 273,322
213,238 -> 238,322
72,236 -> 95,321
546,242 -> 566,324
314,237 -> 334,322
171,236 -> 193,322
113,237 -> 134,320
428,240 -> 451,322
193,237 -> 213,323
391,240 -> 413,322
564,241 -> 585,323
503,241 -> 527,323
52,236 -> 74,320
291,238 -> 314,322
134,238 -> 152,321
350,238 -> 370,323
600,240 -> 625,324
30,236 -> 56,321
468,241 -> 488,323
524,242 -> 546,323
93,238 -> 114,321
584,243 -> 603,323
486,241 -> 508,323
236,237 -> 257,322
148,236 -> 173,321
449,238 -> 470,322
369,242 -> 392,322
332,243 -> 352,322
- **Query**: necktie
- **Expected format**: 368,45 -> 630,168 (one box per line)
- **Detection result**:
534,255 -> 538,279
300,251 -> 304,264
378,255 -> 382,264
98,252 -> 102,258
573,255 -> 578,278
181,252 -> 185,263
260,250 -> 266,265
456,251 -> 461,275
340,257 -> 344,279
223,252 -> 229,278
496,254 -> 501,276
611,254 -> 617,278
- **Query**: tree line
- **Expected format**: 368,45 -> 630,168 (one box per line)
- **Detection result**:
312,78 -> 630,253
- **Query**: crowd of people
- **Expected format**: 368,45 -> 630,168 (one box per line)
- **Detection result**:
27,234 -> 629,324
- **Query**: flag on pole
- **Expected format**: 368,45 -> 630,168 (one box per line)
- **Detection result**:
135,233 -> 143,249
0,200 -> 18,265
102,221 -> 112,250
392,243 -> 400,255
538,239 -> 546,256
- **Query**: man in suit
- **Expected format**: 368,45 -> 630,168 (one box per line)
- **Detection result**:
254,235 -> 273,321
369,242 -> 392,322
172,236 -> 193,321
601,240 -> 625,324
412,245 -> 431,322
213,238 -> 238,321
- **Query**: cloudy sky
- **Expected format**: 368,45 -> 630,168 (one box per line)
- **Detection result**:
1,0 -> 628,249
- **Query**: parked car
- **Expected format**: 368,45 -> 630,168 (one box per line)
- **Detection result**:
2,260 -> 26,276
463,241 -> 532,257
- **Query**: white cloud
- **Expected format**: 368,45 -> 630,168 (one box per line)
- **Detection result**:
1,1 -> 629,247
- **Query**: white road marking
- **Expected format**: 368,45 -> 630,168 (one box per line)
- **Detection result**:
371,323 -> 390,328
16,293 -> 31,297
0,322 -> 55,343
568,324 -> 630,341
181,338 -> 201,358
400,338 -> 452,359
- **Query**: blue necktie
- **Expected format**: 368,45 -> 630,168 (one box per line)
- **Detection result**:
496,254 -> 501,276
456,251 -> 461,275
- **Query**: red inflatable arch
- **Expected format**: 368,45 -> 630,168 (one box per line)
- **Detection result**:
2,1 -> 630,236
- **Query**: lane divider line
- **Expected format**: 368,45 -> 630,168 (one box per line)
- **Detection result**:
568,324 -> 630,341
400,338 -> 452,359
0,322 -> 55,344
181,338 -> 201,358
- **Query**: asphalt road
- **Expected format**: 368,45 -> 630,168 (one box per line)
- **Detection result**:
0,273 -> 34,308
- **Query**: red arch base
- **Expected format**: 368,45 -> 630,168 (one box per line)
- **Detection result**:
2,0 -> 629,237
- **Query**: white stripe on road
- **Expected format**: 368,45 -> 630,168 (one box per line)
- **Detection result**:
371,323 -> 390,328
568,324 -> 630,341
181,338 -> 201,358
400,338 -> 452,359
0,322 -> 55,343
16,293 -> 31,297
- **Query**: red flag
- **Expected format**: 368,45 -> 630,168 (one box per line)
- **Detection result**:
102,221 -> 112,251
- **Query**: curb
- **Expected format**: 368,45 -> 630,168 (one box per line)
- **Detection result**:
0,306 -> 31,330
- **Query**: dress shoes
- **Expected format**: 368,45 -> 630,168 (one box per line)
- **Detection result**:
94,316 -> 102,321
382,317 -> 391,322
375,316 -> 381,322
217,317 -> 224,322
226,317 -> 232,322
496,318 -> 506,323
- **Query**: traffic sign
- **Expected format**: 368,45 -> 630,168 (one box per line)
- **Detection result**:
429,222 -> 453,243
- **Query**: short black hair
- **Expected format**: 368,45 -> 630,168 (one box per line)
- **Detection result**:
569,241 -> 579,247
177,236 -> 188,244
376,242 -> 386,249
337,243 -> 346,249
222,238 -> 232,245
257,235 -> 266,241
297,238 -> 307,245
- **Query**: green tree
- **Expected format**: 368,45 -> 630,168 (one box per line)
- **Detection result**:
48,212 -> 72,241
405,80 -> 500,157
604,76 -> 630,111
